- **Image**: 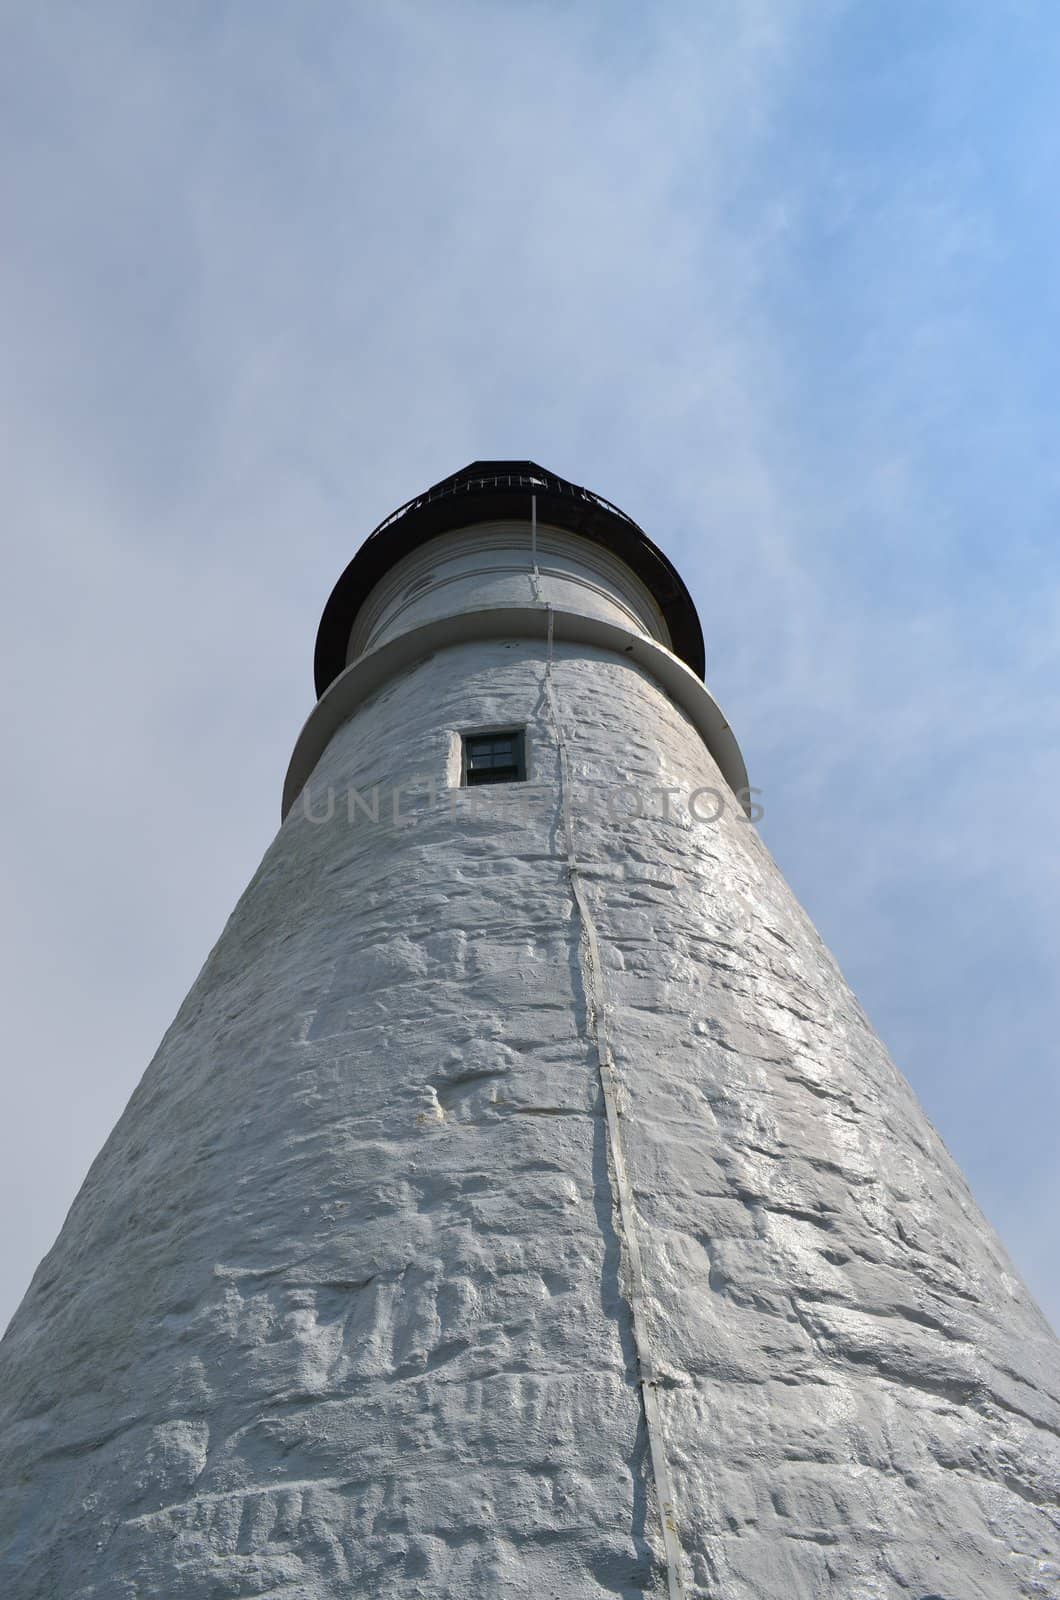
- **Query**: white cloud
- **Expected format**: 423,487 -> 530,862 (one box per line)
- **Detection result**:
0,0 -> 1057,1332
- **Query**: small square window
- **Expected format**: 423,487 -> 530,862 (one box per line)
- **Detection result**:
462,729 -> 526,786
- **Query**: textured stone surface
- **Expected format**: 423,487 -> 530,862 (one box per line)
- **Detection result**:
1,638 -> 1058,1598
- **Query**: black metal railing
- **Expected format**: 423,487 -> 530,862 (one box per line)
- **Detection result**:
366,469 -> 641,545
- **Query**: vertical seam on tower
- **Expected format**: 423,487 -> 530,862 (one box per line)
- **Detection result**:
530,492 -> 543,603
542,605 -> 687,1600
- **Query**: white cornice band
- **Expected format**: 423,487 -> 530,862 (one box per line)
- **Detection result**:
282,604 -> 750,819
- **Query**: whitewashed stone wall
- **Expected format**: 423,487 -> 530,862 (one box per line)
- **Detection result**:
1,637 -> 1057,1599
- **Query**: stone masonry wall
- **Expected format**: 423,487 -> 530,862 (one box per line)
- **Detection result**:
1,638 -> 1057,1598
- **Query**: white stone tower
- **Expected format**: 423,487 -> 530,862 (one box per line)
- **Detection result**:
1,461 -> 1057,1599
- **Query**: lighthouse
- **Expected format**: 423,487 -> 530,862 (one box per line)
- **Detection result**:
1,460 -> 1057,1598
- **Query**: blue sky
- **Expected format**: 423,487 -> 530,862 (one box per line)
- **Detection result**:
1,0 -> 1058,1332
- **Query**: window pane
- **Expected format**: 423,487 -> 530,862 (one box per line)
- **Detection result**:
463,729 -> 525,786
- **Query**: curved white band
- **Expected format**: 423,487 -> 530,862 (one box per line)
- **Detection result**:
282,604 -> 750,818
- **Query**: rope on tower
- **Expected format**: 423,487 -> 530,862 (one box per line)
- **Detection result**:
542,605 -> 688,1600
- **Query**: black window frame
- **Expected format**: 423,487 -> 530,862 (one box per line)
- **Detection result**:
461,728 -> 527,787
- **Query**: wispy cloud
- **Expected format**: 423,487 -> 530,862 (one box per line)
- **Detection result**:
1,0 -> 1057,1330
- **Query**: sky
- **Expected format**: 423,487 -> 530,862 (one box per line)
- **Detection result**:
1,0 -> 1058,1334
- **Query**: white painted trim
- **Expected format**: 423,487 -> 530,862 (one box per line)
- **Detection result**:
358,560 -> 655,656
347,520 -> 671,660
282,605 -> 750,818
